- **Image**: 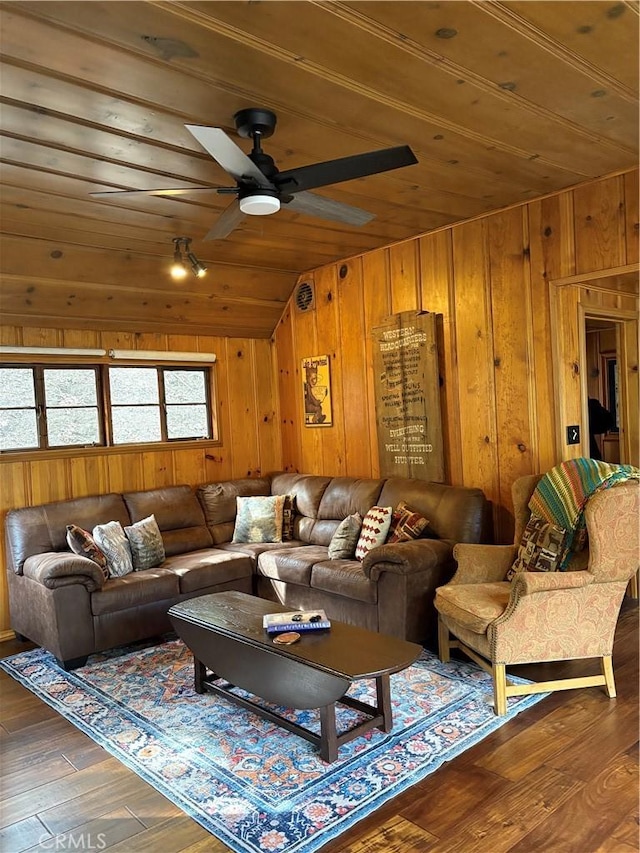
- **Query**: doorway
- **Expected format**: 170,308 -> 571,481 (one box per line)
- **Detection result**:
584,318 -> 621,463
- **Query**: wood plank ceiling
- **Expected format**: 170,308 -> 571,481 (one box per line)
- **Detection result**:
0,1 -> 638,338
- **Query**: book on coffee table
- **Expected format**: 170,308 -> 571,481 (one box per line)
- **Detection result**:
263,609 -> 331,634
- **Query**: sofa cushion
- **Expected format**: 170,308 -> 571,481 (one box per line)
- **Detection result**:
507,513 -> 568,579
316,478 -> 384,521
233,495 -> 285,543
435,582 -> 511,634
257,546 -> 330,586
161,549 -> 253,594
123,486 -> 213,557
327,513 -> 362,560
197,478 -> 271,543
310,560 -> 377,604
91,569 -> 180,616
386,501 -> 429,544
66,525 -> 109,581
355,506 -> 393,561
124,514 -> 165,570
269,473 -> 332,521
92,521 -> 134,578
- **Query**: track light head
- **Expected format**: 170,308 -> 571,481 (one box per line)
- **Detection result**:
170,237 -> 206,279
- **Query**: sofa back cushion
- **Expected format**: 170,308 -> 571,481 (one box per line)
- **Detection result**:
5,493 -> 130,574
197,477 -> 271,544
123,486 -> 212,557
269,473 -> 332,542
311,477 -> 384,546
377,478 -> 487,544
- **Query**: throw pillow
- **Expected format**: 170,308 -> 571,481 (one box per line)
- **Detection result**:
92,520 -> 134,578
328,512 -> 363,560
355,506 -> 393,562
506,513 -> 568,580
232,495 -> 285,544
124,514 -> 165,571
281,494 -> 297,541
386,500 -> 429,544
66,524 -> 109,581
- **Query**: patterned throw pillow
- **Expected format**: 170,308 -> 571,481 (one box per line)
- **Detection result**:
124,514 -> 165,571
328,512 -> 363,560
66,525 -> 109,581
507,513 -> 568,580
92,521 -> 134,578
280,494 -> 297,541
386,501 -> 429,544
355,506 -> 393,562
232,495 -> 285,544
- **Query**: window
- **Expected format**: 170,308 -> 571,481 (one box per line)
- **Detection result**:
0,363 -> 214,453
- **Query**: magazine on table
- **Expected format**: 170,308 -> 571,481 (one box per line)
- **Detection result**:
263,609 -> 331,634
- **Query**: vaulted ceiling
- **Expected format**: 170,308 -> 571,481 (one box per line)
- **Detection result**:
1,1 -> 638,338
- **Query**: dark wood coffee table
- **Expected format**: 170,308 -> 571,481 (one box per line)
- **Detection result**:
169,591 -> 422,763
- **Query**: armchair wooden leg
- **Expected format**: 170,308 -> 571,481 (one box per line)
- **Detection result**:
601,655 -> 617,698
493,663 -> 507,716
438,616 -> 450,663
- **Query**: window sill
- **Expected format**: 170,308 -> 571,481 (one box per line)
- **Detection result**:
0,438 -> 222,464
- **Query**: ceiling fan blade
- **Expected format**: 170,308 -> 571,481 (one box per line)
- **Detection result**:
275,145 -> 417,194
186,125 -> 275,190
90,187 -> 234,198
284,191 -> 374,226
203,200 -> 246,241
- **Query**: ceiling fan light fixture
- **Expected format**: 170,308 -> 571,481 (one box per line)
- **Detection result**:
239,193 -> 280,216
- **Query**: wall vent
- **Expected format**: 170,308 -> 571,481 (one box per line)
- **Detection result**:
294,281 -> 315,313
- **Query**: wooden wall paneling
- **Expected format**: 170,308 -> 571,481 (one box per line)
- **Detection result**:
69,455 -> 109,499
21,328 -> 63,347
0,325 -> 22,346
253,338 -> 282,477
573,176 -> 626,274
585,331 -> 601,401
28,458 -> 71,504
99,331 -> 135,352
336,257 -> 374,477
273,306 -> 302,473
291,278 -> 321,475
418,230 -> 462,485
451,219 -> 500,509
105,453 -> 144,494
620,318 -> 639,467
623,171 -> 639,265
487,208 -> 534,542
362,249 -> 392,479
549,284 -> 583,461
198,335 -> 233,482
223,339 -> 261,478
313,264 -> 346,476
141,450 -> 174,489
172,449 -> 207,489
62,329 -> 100,349
0,461 -> 30,634
388,241 -> 419,315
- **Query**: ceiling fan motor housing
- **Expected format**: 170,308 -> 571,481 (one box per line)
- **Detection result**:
239,188 -> 281,216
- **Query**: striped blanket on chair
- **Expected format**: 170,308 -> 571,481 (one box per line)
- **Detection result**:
529,458 -> 640,568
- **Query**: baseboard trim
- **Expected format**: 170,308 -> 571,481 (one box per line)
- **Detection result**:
0,630 -> 17,643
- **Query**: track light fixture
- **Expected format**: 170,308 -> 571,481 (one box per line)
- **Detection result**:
170,237 -> 207,280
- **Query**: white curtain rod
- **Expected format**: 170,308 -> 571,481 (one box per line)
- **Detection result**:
0,346 -> 107,357
0,346 -> 216,363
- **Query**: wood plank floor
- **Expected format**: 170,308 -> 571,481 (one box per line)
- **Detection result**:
1,601 -> 637,853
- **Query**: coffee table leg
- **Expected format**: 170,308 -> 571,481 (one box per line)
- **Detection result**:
377,674 -> 393,732
194,656 -> 206,694
319,703 -> 338,763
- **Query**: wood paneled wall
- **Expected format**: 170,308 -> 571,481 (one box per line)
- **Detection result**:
274,168 -> 639,543
0,327 -> 282,635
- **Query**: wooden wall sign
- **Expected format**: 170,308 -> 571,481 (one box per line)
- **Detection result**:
372,311 -> 444,481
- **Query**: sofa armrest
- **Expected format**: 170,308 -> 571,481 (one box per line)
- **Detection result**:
510,570 -> 593,597
362,538 -> 454,581
22,552 -> 105,592
450,543 -> 517,585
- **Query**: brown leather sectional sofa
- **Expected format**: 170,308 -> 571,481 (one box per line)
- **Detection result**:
4,473 -> 489,668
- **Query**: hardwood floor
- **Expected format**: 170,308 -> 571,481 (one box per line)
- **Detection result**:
1,601 -> 637,853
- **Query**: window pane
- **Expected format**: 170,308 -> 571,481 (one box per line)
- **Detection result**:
112,406 -> 161,444
164,370 -> 206,404
47,408 -> 100,446
0,409 -> 39,450
109,368 -> 159,404
0,368 -> 35,408
166,404 -> 209,439
44,369 -> 97,406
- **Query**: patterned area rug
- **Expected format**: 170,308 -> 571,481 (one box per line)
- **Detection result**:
1,640 -> 545,853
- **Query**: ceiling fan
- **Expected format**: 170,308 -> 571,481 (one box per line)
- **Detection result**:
91,108 -> 418,241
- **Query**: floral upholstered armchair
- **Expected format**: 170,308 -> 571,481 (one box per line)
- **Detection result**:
434,474 -> 639,715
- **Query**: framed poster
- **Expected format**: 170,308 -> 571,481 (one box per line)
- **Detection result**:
302,354 -> 332,426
